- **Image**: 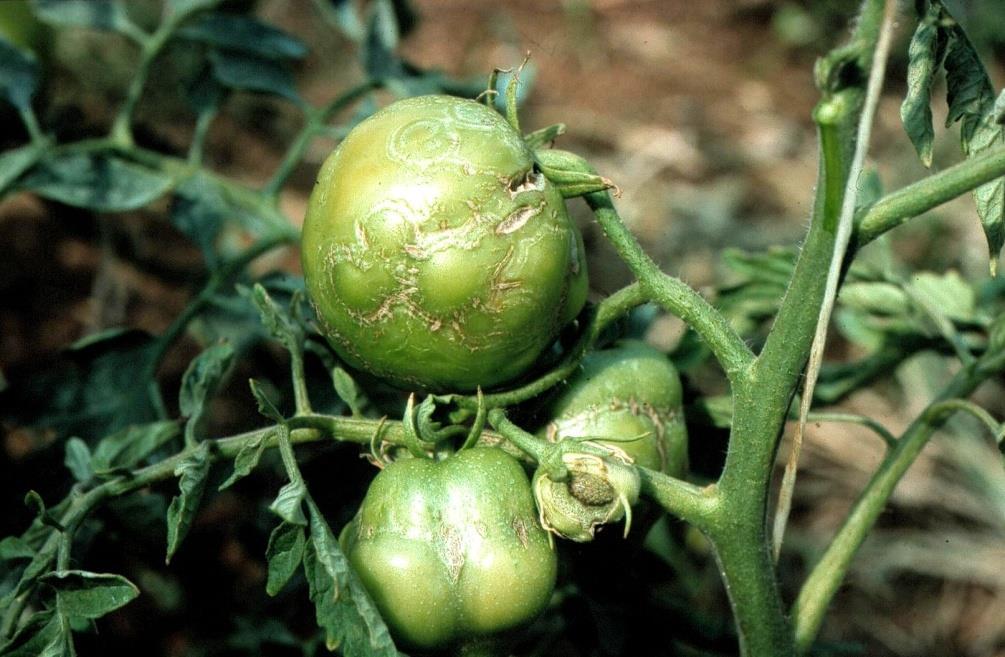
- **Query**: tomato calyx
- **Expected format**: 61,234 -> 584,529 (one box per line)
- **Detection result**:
531,439 -> 641,543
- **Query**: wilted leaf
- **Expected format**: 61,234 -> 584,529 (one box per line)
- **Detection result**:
900,2 -> 945,168
165,442 -> 211,563
218,431 -> 267,490
269,478 -> 307,527
178,343 -> 234,445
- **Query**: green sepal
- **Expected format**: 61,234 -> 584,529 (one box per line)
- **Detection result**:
534,148 -> 619,199
523,123 -> 566,151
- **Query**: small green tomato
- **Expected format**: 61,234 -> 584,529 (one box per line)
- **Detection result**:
302,95 -> 588,393
533,340 -> 688,541
541,339 -> 688,476
340,447 -> 557,653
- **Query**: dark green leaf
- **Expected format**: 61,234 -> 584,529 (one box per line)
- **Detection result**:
184,65 -> 225,115
248,379 -> 284,423
30,0 -> 138,36
218,432 -> 267,490
207,49 -> 301,104
361,0 -> 403,81
91,420 -> 180,473
63,438 -> 92,482
41,571 -> 139,619
302,500 -> 397,656
165,442 -> 211,564
0,145 -> 42,197
0,537 -> 36,562
19,153 -> 173,212
0,610 -> 60,657
269,478 -> 307,527
900,2 -> 945,168
0,37 -> 38,111
170,173 -> 226,269
179,343 -> 234,445
179,13 -> 307,60
265,521 -> 305,596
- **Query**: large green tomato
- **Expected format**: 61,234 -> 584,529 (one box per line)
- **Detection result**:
302,95 -> 588,393
341,447 -> 557,653
540,340 -> 688,476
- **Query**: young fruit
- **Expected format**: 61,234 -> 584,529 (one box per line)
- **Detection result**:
533,340 -> 688,541
301,94 -> 588,393
540,339 -> 688,476
340,447 -> 557,653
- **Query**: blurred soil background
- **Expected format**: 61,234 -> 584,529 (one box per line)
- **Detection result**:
2,1 -> 1005,656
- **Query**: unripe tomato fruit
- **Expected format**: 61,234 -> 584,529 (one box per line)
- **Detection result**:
540,340 -> 688,476
340,447 -> 557,652
301,95 -> 588,392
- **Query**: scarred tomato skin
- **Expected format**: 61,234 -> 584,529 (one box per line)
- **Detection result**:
301,95 -> 587,393
540,340 -> 688,476
340,447 -> 557,653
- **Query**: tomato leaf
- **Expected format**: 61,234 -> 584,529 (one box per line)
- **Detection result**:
207,49 -> 302,105
0,609 -> 60,657
165,0 -> 220,21
302,500 -> 398,657
900,1 -> 946,168
40,571 -> 140,619
265,521 -> 305,596
0,145 -> 42,197
29,0 -> 139,39
251,284 -> 303,355
0,537 -> 36,563
19,153 -> 173,212
178,343 -> 234,446
269,478 -> 307,527
62,438 -> 92,483
178,13 -> 307,60
0,37 -> 38,112
165,442 -> 211,564
218,431 -> 267,491
248,379 -> 284,423
91,421 -> 181,474
331,367 -> 367,417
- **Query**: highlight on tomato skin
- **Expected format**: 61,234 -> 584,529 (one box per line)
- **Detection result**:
301,94 -> 588,394
339,447 -> 558,653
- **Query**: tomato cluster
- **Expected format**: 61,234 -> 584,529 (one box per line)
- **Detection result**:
303,95 -> 686,653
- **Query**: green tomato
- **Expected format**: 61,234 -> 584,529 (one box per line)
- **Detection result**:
302,95 -> 588,393
341,447 -> 557,653
540,340 -> 688,476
